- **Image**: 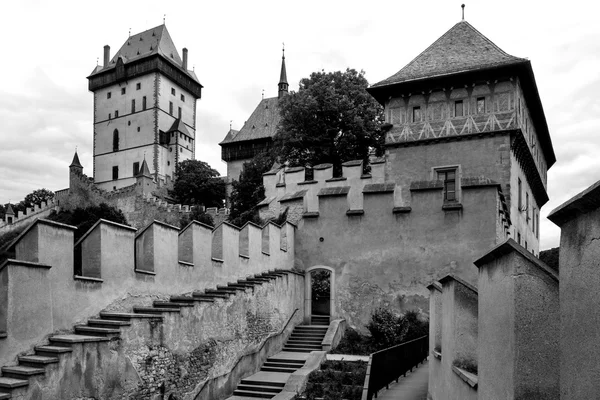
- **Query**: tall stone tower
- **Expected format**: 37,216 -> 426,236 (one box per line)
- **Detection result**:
367,20 -> 555,254
87,25 -> 203,191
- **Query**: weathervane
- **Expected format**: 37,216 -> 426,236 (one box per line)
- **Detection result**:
461,4 -> 465,20
163,14 -> 166,24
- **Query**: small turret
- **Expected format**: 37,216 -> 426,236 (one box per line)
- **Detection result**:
4,203 -> 15,224
136,159 -> 155,195
69,151 -> 84,189
278,46 -> 288,99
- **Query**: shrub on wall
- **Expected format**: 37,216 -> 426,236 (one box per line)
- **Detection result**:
179,207 -> 214,229
47,203 -> 129,241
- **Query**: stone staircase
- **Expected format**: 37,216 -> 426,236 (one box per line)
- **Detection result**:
0,270 -> 292,399
230,324 -> 328,399
311,315 -> 330,326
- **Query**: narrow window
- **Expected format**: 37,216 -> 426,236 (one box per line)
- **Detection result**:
437,169 -> 457,202
131,99 -> 136,113
517,232 -> 521,245
169,101 -> 173,115
181,94 -> 185,102
142,96 -> 147,110
136,83 -> 141,90
536,213 -> 540,239
115,110 -> 119,118
113,129 -> 119,152
412,106 -> 421,122
133,162 -> 140,176
108,113 -> 111,120
532,206 -> 536,234
178,107 -> 182,119
171,88 -> 176,95
455,100 -> 463,117
112,166 -> 119,180
525,241 -> 528,250
107,92 -> 111,99
526,192 -> 530,223
518,178 -> 522,209
121,87 -> 126,95
477,97 -> 485,114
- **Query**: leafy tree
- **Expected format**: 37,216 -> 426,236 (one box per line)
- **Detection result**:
47,203 -> 129,242
274,68 -> 386,175
228,152 -> 274,227
170,160 -> 226,208
540,247 -> 559,272
179,206 -> 215,229
22,188 -> 54,209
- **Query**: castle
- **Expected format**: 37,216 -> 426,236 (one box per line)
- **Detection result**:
7,15 -> 599,400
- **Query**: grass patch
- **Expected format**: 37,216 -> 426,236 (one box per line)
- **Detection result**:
453,357 -> 477,375
302,360 -> 367,400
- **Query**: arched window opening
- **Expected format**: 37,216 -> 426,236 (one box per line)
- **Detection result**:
113,129 -> 119,152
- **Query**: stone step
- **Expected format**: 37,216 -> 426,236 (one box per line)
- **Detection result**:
132,307 -> 181,314
282,347 -> 313,353
218,285 -> 245,291
206,288 -> 236,295
0,331 -> 6,339
74,326 -> 121,336
228,282 -> 254,288
153,301 -> 194,308
18,355 -> 59,367
260,366 -> 297,373
87,319 -> 131,328
0,392 -> 10,399
232,389 -> 275,398
1,365 -> 45,379
0,377 -> 28,390
169,295 -> 197,303
262,361 -> 301,369
289,335 -> 324,340
34,346 -> 73,357
237,384 -> 282,393
240,379 -> 285,388
266,358 -> 305,365
286,340 -> 322,346
49,334 -> 109,345
99,312 -> 163,320
193,292 -> 229,299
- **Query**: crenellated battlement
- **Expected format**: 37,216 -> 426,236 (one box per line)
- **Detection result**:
0,217 -> 295,367
0,199 -> 59,236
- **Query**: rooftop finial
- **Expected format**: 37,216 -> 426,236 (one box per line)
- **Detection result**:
96,57 -> 99,66
262,89 -> 264,99
129,28 -> 131,37
461,4 -> 465,20
230,120 -> 232,130
282,42 -> 285,58
163,14 -> 166,24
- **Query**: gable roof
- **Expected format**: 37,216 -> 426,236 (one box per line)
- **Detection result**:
5,204 -> 15,215
167,118 -> 191,136
220,97 -> 281,144
371,21 -> 527,88
220,129 -> 239,144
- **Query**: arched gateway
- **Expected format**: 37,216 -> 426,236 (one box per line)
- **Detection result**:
305,266 -> 335,325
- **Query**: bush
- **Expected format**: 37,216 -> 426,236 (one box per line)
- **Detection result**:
453,357 -> 478,374
303,361 -> 366,400
330,327 -> 374,355
179,206 -> 214,229
47,203 -> 129,242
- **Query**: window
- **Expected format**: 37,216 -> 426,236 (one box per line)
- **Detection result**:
112,166 -> 119,180
131,99 -> 136,113
178,107 -> 182,119
526,192 -> 530,223
518,178 -> 522,209
533,206 -> 536,234
437,169 -> 457,202
115,110 -> 119,118
536,213 -> 539,239
113,129 -> 119,152
142,96 -> 147,110
517,232 -> 521,245
181,94 -> 185,102
525,241 -> 528,250
133,162 -> 140,176
108,113 -> 111,120
455,100 -> 463,117
121,87 -> 126,95
136,83 -> 141,90
171,88 -> 175,95
477,97 -> 485,114
169,101 -> 173,115
107,92 -> 111,99
412,106 -> 421,122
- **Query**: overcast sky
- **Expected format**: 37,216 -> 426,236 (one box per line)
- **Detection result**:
1,0 -> 598,249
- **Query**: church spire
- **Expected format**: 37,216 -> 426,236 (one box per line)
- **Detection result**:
278,44 -> 288,99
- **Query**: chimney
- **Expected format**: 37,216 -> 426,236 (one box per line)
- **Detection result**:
103,45 -> 110,67
182,48 -> 188,70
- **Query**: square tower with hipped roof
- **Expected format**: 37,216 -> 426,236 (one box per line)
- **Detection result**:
367,19 -> 555,255
87,24 -> 203,191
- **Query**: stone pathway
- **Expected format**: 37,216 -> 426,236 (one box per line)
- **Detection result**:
376,359 -> 429,400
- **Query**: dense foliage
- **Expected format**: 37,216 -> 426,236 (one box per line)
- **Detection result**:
332,309 -> 429,355
228,152 -> 274,227
170,160 -> 226,208
311,270 -> 331,300
274,68 -> 386,175
303,360 -> 367,400
179,206 -> 215,229
47,203 -> 129,242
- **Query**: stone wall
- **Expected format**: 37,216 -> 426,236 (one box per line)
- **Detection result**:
0,217 -> 296,370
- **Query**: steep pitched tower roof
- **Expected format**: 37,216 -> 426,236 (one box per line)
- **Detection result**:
5,204 -> 15,216
70,151 -> 83,169
278,47 -> 289,98
371,21 -> 527,87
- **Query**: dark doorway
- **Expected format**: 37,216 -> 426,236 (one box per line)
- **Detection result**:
311,270 -> 331,325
